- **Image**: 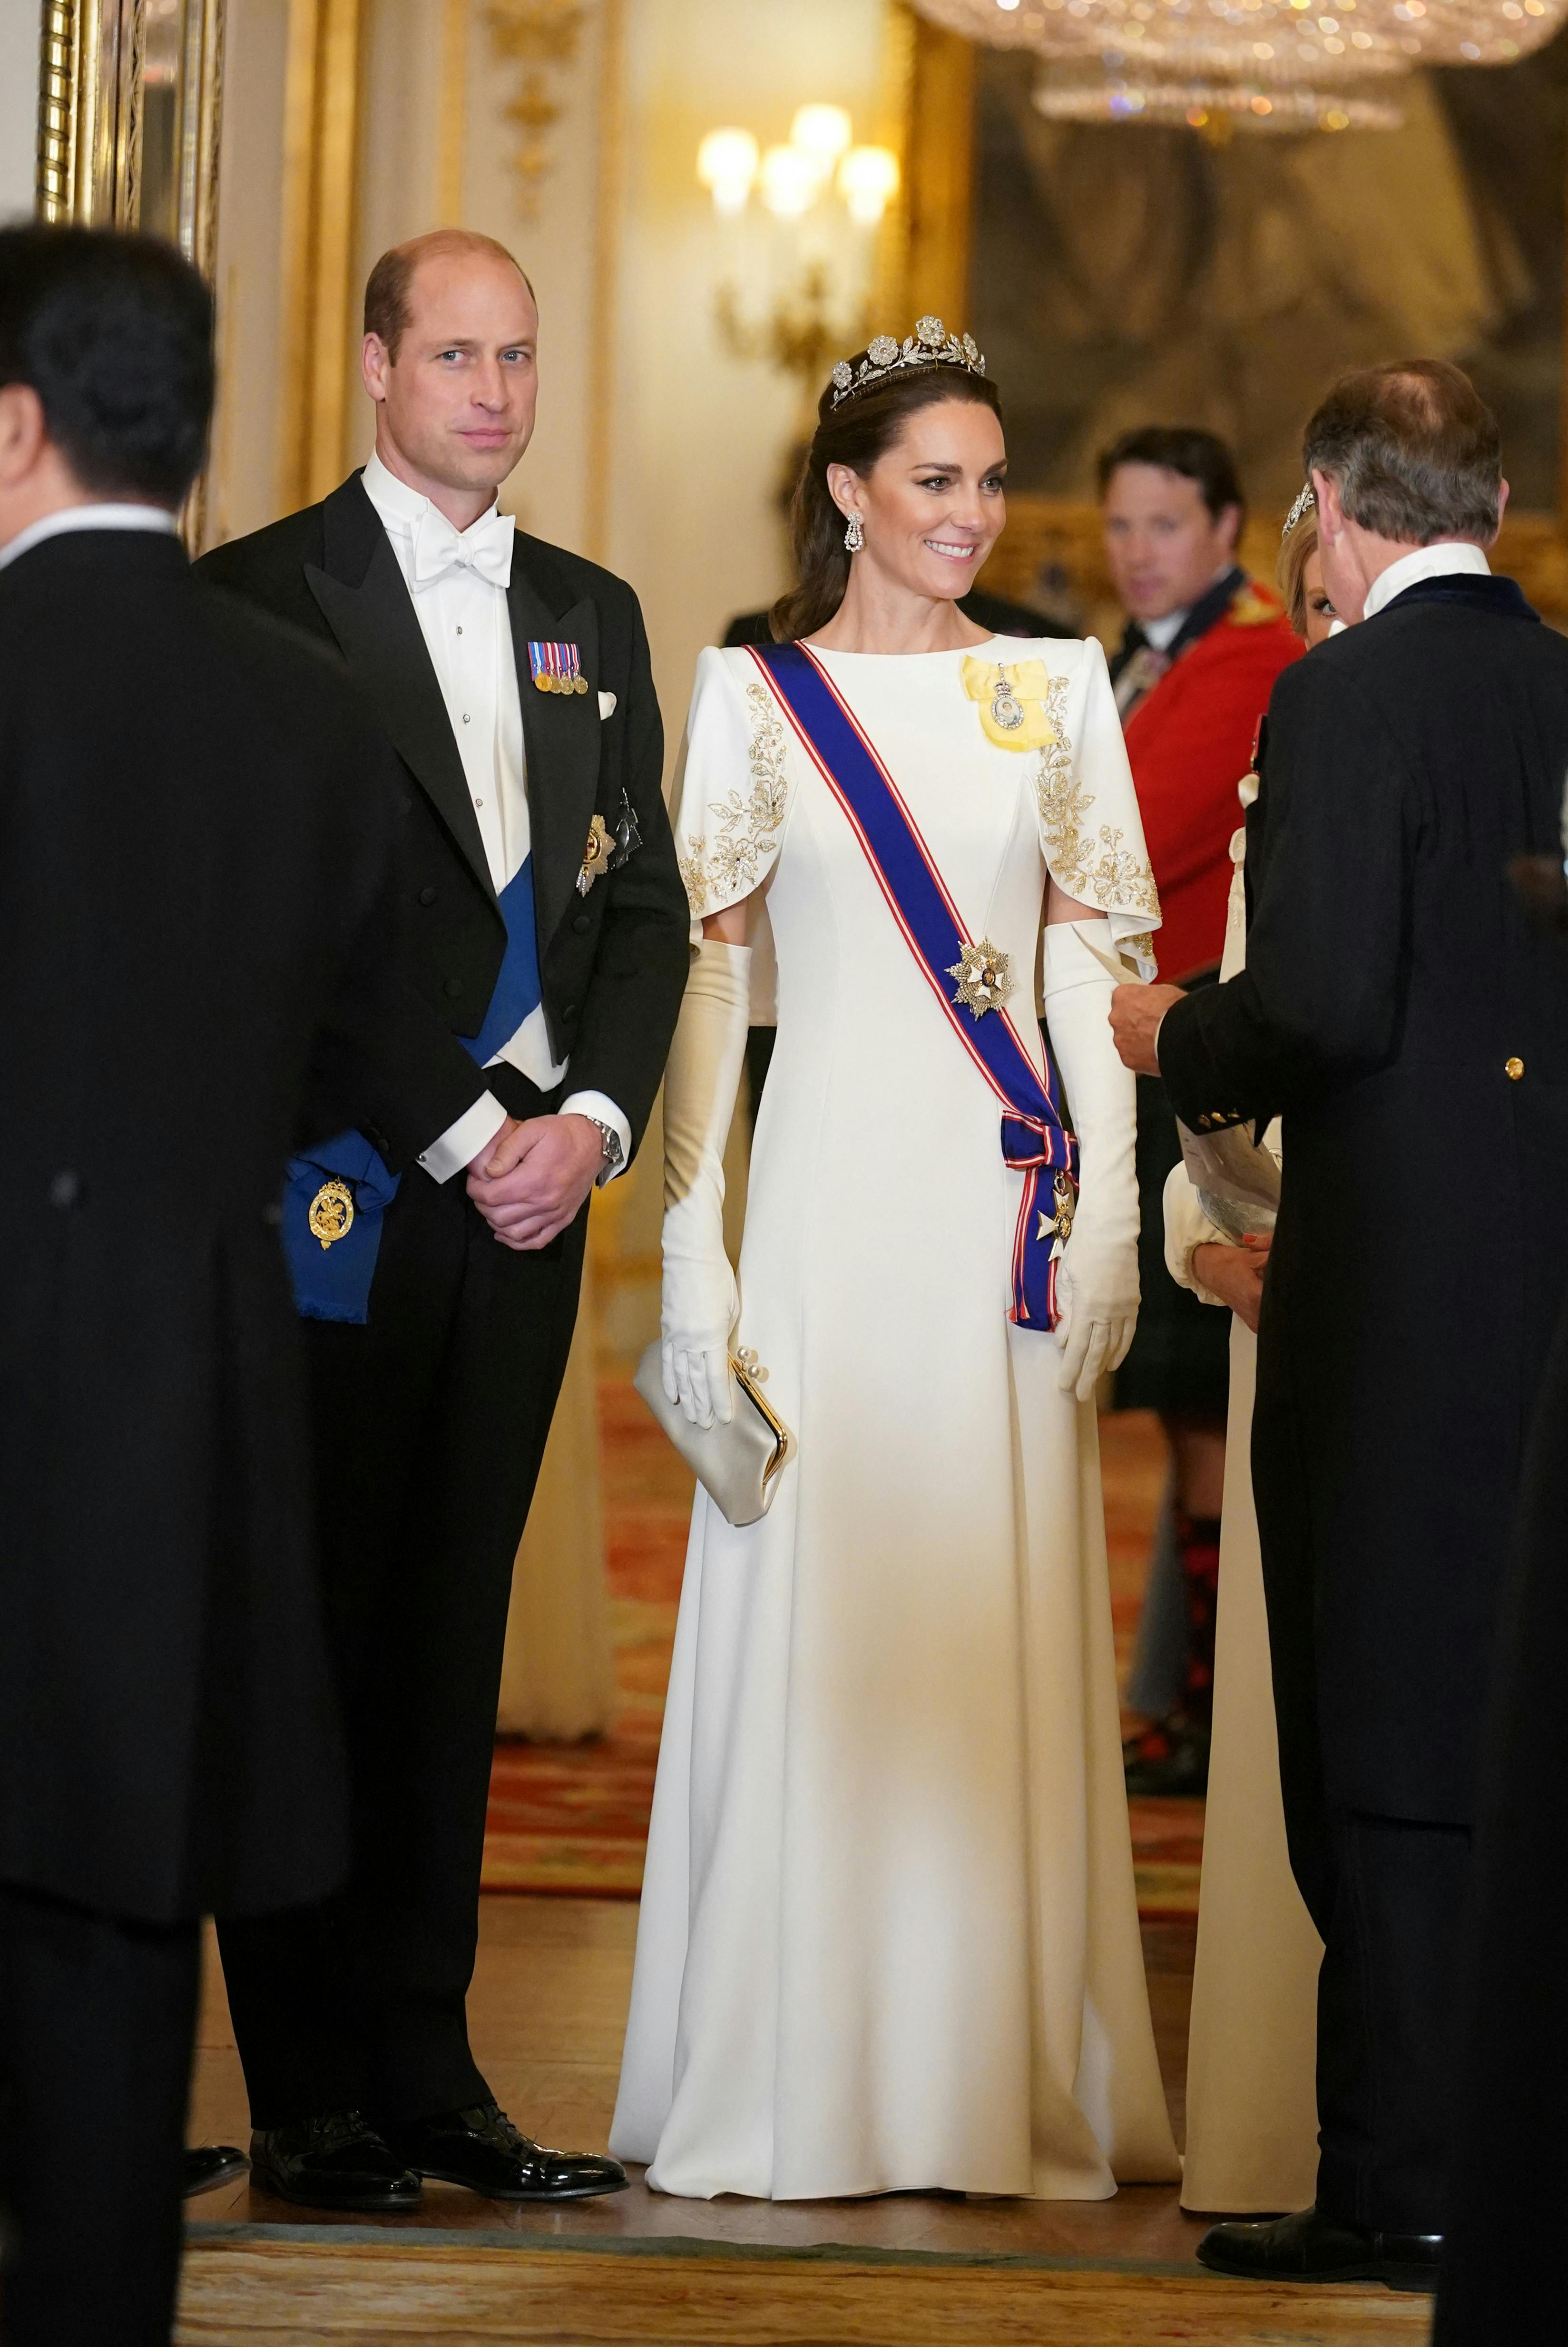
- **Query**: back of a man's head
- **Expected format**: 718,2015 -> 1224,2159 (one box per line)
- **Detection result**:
1303,361 -> 1501,547
0,225 -> 214,506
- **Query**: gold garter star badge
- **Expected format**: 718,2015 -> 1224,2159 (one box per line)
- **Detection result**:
308,1177 -> 354,1251
947,937 -> 1012,1019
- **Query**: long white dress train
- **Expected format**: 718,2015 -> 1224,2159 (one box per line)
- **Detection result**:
1164,782 -> 1321,2214
611,637 -> 1180,2200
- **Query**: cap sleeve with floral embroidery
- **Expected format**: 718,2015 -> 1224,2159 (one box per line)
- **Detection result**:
669,646 -> 796,928
1032,636 -> 1162,980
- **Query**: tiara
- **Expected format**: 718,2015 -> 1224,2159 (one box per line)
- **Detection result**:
1282,482 -> 1316,538
830,316 -> 988,409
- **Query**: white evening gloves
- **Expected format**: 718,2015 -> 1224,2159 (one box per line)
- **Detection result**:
1041,918 -> 1141,1401
660,939 -> 751,1428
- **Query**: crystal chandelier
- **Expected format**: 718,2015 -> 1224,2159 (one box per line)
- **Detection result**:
912,0 -> 1568,87
1030,66 -> 1404,124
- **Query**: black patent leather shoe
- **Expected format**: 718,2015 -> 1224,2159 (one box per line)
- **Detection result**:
1197,2205 -> 1442,2293
249,2111 -> 422,2212
382,2102 -> 628,2202
183,2144 -> 250,2198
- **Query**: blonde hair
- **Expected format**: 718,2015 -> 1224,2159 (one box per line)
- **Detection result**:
1276,509 -> 1320,639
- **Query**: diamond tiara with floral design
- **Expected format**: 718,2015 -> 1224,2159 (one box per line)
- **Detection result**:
1282,482 -> 1316,539
829,315 -> 988,410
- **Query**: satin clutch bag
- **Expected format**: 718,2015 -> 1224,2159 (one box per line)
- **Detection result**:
1176,1118 -> 1281,1241
633,1341 -> 796,1528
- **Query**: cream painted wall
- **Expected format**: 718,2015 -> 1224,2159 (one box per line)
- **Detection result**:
0,0 -> 39,222
606,0 -> 888,744
350,0 -> 609,554
206,0 -> 294,545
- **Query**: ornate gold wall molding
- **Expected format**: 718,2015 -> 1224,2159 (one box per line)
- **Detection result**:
38,0 -> 138,229
278,0 -> 363,508
484,0 -> 586,217
583,0 -> 624,565
892,1 -> 973,329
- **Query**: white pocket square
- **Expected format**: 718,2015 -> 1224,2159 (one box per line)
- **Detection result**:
598,690 -> 617,720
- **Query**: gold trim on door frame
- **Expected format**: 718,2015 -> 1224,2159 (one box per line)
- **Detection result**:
278,0 -> 364,510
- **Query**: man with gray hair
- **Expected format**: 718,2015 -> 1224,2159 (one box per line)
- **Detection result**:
1110,360 -> 1568,2288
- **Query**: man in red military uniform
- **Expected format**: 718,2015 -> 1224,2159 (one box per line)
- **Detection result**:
1102,426 -> 1302,1794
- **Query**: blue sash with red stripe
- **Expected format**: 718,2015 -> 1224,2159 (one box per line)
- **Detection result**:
748,639 -> 1077,1331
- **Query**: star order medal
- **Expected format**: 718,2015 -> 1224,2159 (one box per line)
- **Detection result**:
947,937 -> 1012,1019
308,1177 -> 354,1251
577,813 -> 612,896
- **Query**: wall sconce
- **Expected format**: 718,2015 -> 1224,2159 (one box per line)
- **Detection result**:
697,105 -> 899,228
697,104 -> 901,428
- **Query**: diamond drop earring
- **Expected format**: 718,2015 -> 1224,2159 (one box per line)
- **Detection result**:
843,511 -> 864,554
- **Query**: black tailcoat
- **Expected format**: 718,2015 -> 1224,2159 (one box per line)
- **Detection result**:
197,480 -> 689,2128
1160,574 -> 1568,1829
197,473 -> 688,1150
0,529 -> 490,1929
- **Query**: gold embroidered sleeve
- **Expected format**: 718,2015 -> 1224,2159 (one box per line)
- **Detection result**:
678,680 -> 792,919
1034,672 -> 1161,922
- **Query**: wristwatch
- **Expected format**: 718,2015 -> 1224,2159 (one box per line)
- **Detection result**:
584,1115 -> 625,1178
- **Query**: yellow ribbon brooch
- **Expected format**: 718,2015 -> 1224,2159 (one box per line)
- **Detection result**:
960,656 -> 1058,751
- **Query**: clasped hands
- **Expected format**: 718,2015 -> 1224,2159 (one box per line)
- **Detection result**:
465,1112 -> 604,1250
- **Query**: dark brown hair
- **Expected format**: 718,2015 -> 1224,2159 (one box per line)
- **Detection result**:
0,224 -> 213,503
1302,360 -> 1501,545
771,358 -> 1003,642
1096,425 -> 1245,528
363,229 -> 536,362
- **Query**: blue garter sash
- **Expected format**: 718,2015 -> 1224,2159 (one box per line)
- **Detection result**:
748,641 -> 1077,1332
282,855 -> 542,1324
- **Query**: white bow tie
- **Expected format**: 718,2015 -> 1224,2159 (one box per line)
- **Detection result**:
410,502 -> 514,589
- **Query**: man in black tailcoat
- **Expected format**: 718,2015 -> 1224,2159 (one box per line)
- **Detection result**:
0,226 -> 497,2347
199,229 -> 689,2211
1110,361 -> 1568,2288
1433,849 -> 1568,2345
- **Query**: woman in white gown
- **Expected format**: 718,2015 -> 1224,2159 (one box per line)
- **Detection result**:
1164,499 -> 1335,2214
611,324 -> 1181,2201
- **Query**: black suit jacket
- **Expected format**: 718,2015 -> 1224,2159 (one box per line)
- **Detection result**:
0,529 -> 489,1925
198,474 -> 690,1154
1159,573 -> 1568,1821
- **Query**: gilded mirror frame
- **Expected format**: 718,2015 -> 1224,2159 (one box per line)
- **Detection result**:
37,0 -> 226,273
34,0 -> 226,541
890,4 -> 1568,628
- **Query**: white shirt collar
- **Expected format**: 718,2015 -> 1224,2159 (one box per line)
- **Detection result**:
1143,607 -> 1186,652
1362,541 -> 1491,622
1139,561 -> 1237,652
0,503 -> 179,574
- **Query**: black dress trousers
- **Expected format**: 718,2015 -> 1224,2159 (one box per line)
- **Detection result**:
1434,1291 -> 1568,2344
217,1073 -> 588,2128
0,1883 -> 200,2347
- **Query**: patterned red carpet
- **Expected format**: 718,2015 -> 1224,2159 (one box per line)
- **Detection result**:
482,1377 -> 1203,1916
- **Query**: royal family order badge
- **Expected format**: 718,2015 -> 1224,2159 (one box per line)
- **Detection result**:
960,656 -> 1058,753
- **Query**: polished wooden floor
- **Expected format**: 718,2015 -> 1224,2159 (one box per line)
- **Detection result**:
177,1897 -> 1431,2345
